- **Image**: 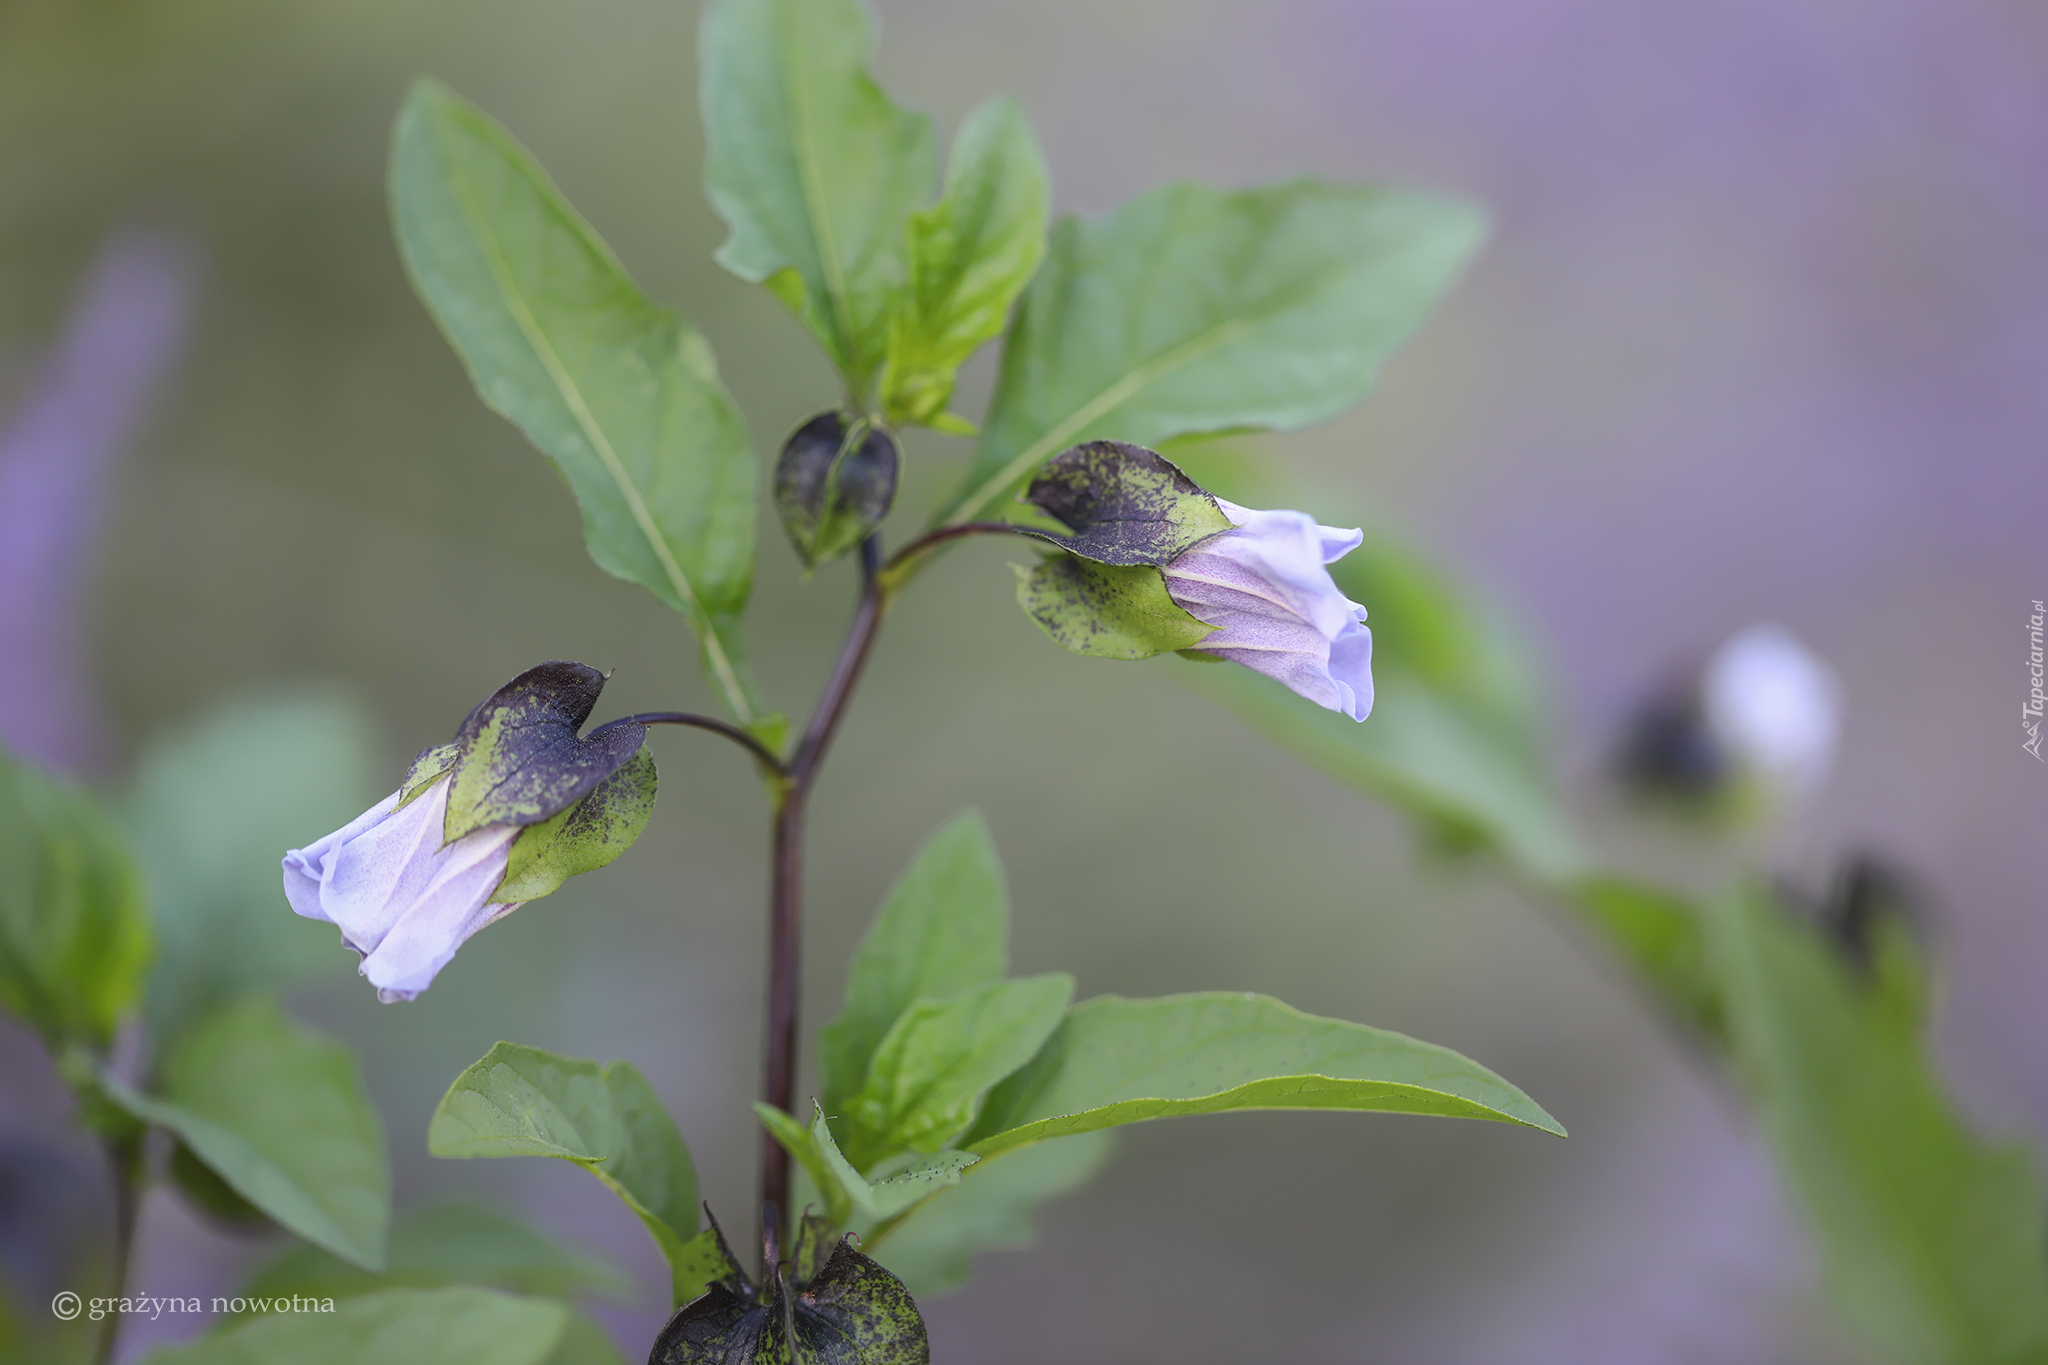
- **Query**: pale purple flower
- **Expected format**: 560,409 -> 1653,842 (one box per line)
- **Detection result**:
282,774 -> 522,1002
1700,623 -> 1841,801
1163,498 -> 1374,720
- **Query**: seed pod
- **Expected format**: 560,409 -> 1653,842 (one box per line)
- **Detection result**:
774,412 -> 899,570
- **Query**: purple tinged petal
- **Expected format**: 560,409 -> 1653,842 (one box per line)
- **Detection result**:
1165,498 -> 1375,721
280,777 -> 520,1001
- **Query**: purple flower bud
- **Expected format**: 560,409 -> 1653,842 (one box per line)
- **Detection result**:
282,773 -> 523,1003
1162,498 -> 1374,721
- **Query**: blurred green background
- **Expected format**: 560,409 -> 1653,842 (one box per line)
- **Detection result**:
4,0 -> 2044,1360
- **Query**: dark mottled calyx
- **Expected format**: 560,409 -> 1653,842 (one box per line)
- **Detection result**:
648,1210 -> 928,1365
1015,440 -> 1232,566
775,412 -> 901,570
440,661 -> 648,843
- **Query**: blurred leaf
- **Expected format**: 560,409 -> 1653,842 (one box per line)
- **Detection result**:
0,746 -> 150,1051
843,974 -> 1073,1168
819,811 -> 1009,1115
942,178 -> 1485,521
1569,876 -> 1722,1040
427,1043 -> 701,1305
541,1311 -> 628,1365
868,1132 -> 1111,1296
169,1139 -> 274,1234
1014,556 -> 1214,660
700,0 -> 936,398
1711,887 -> 2048,1365
141,1287 -> 569,1365
241,1203 -> 630,1307
880,96 -> 1047,428
966,992 -> 1564,1158
125,692 -> 377,1042
390,81 -> 762,723
1190,665 -> 1585,882
106,997 -> 389,1269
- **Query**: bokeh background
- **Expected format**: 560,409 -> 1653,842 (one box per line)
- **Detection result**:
3,0 -> 2045,1360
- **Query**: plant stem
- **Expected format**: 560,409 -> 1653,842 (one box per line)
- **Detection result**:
604,711 -> 789,776
758,536 -> 889,1245
97,1130 -> 143,1365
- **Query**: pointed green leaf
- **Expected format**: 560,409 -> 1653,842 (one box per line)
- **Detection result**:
943,178 -> 1485,521
126,693 -> 378,1043
1014,556 -> 1214,660
843,974 -> 1073,1167
868,1132 -> 1111,1296
880,96 -> 1048,428
391,81 -> 762,722
1711,887 -> 2048,1364
142,1287 -> 570,1365
819,811 -> 1009,1114
239,1203 -> 631,1308
700,0 -> 937,398
427,1043 -> 701,1305
105,997 -> 389,1269
756,1104 -> 977,1230
493,749 -> 657,903
965,992 -> 1563,1158
1570,876 -> 1721,1039
0,746 -> 150,1051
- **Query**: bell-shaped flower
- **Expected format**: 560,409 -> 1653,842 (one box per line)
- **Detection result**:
1160,498 -> 1373,721
1007,441 -> 1372,720
282,662 -> 656,1001
1700,623 -> 1840,800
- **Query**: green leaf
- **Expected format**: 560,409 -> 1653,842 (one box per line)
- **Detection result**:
141,1287 -> 571,1365
700,0 -> 936,399
427,1043 -> 702,1305
1711,887 -> 2048,1364
818,811 -> 1010,1115
843,975 -> 1073,1167
240,1203 -> 630,1307
880,96 -> 1048,428
942,178 -> 1485,521
868,1132 -> 1111,1296
494,749 -> 657,903
541,1310 -> 630,1365
1569,876 -> 1721,1040
105,996 -> 389,1269
0,746 -> 150,1050
391,81 -> 762,723
1014,556 -> 1214,660
126,692 -> 378,1043
965,992 -> 1563,1158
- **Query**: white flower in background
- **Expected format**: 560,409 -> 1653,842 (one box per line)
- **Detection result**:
283,774 -> 523,1003
1700,623 -> 1841,800
1162,498 -> 1374,721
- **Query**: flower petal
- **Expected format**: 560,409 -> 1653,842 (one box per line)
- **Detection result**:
282,789 -> 402,925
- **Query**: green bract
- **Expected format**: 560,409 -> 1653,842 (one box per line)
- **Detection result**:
0,746 -> 150,1052
1013,555 -> 1214,660
391,83 -> 763,723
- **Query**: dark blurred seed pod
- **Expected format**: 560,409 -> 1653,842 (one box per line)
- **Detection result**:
1615,681 -> 1726,802
1819,853 -> 1931,978
774,412 -> 899,570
